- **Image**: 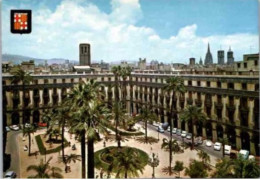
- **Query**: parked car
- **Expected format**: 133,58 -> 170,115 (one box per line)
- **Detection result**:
224,145 -> 231,155
176,129 -> 182,136
10,125 -> 19,131
181,131 -> 187,138
249,155 -> 255,161
239,149 -> 249,159
25,123 -> 31,128
5,126 -> 10,132
158,126 -> 164,133
205,140 -> 212,147
214,142 -> 222,151
172,128 -> 177,134
38,122 -> 47,127
195,136 -> 203,145
167,126 -> 171,132
186,133 -> 192,140
4,171 -> 16,178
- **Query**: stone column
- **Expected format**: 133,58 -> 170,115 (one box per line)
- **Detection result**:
212,95 -> 217,118
222,95 -> 227,121
212,123 -> 217,142
248,99 -> 254,129
6,113 -> 12,126
6,91 -> 13,108
201,93 -> 205,114
235,128 -> 241,150
49,89 -> 53,105
29,90 -> 34,107
223,125 -> 228,139
234,97 -> 240,126
39,90 -> 43,106
30,113 -> 33,124
57,88 -> 62,104
19,90 -> 23,107
19,112 -> 23,125
202,127 -> 207,138
249,132 -> 256,155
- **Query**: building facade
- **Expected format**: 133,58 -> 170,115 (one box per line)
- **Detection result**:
204,43 -> 213,65
217,50 -> 225,65
79,43 -> 91,66
2,69 -> 259,156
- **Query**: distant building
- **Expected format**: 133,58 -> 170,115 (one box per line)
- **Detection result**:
79,43 -> 91,66
138,58 -> 146,70
217,50 -> 225,65
204,43 -> 213,65
227,47 -> 234,65
2,62 -> 12,73
199,57 -> 203,65
189,58 -> 195,66
21,60 -> 35,73
234,53 -> 259,71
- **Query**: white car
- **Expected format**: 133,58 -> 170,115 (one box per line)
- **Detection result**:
186,133 -> 192,139
176,129 -> 182,136
25,123 -> 31,128
249,155 -> 255,161
181,131 -> 187,138
205,140 -> 212,147
167,126 -> 171,132
214,142 -> 222,151
224,145 -> 231,155
172,128 -> 177,134
5,126 -> 10,132
158,126 -> 164,133
5,171 -> 16,178
10,125 -> 19,131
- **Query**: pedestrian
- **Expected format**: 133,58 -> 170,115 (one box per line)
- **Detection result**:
103,141 -> 106,148
32,138 -> 34,144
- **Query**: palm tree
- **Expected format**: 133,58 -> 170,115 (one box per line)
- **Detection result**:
27,157 -> 63,178
197,150 -> 210,168
185,159 -> 208,178
218,137 -> 229,157
23,125 -> 36,156
52,106 -> 70,162
163,76 -> 186,175
68,80 -> 110,178
109,148 -> 144,178
134,106 -> 158,143
119,66 -> 132,109
60,154 -> 81,173
112,66 -> 122,148
173,161 -> 184,178
180,105 -> 206,150
11,67 -> 33,125
42,110 -> 53,129
213,155 -> 260,178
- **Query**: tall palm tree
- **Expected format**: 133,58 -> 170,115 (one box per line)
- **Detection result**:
218,137 -> 229,157
119,66 -> 132,109
42,110 -> 53,129
68,80 -> 110,178
134,106 -> 158,142
163,76 -> 186,175
109,148 -> 144,178
197,150 -> 210,167
27,157 -> 63,178
52,106 -> 70,162
112,66 -> 122,148
180,105 -> 206,150
11,67 -> 33,125
23,125 -> 36,156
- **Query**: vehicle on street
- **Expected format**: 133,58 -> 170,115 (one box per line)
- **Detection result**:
25,123 -> 31,128
5,126 -> 10,132
158,126 -> 164,133
214,142 -> 222,151
4,171 -> 16,178
249,155 -> 255,161
38,122 -> 47,127
224,145 -> 231,155
186,133 -> 192,139
172,128 -> 177,134
239,149 -> 249,159
167,126 -> 171,132
176,129 -> 182,136
10,125 -> 19,131
195,136 -> 203,145
205,140 -> 212,147
24,145 -> 28,151
181,131 -> 187,138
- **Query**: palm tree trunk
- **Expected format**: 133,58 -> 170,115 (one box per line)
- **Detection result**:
222,143 -> 225,157
191,120 -> 194,150
81,130 -> 86,178
115,75 -> 121,148
169,92 -> 175,175
125,172 -> 127,179
28,134 -> 31,156
87,137 -> 94,178
61,122 -> 65,162
22,83 -> 25,125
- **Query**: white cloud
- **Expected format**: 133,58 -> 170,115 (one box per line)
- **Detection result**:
2,0 -> 258,64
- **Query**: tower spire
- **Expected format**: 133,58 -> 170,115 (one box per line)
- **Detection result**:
208,43 -> 210,52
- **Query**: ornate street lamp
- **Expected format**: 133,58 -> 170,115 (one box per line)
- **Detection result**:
148,153 -> 160,178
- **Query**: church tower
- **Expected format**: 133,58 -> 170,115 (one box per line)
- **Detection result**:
227,46 -> 234,65
204,43 -> 213,65
79,43 -> 91,66
199,57 -> 203,65
217,50 -> 225,65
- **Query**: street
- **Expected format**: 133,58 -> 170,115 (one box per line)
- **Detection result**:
5,130 -> 22,178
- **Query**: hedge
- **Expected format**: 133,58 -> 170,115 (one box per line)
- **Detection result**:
105,124 -> 144,136
35,135 -> 69,155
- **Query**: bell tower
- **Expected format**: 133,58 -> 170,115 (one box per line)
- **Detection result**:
79,43 -> 91,66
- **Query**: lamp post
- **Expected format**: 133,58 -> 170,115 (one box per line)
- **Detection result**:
148,153 -> 160,178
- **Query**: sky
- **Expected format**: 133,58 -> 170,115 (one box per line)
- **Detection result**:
2,0 -> 259,64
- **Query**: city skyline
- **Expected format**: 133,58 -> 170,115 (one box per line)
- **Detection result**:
2,0 -> 259,63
